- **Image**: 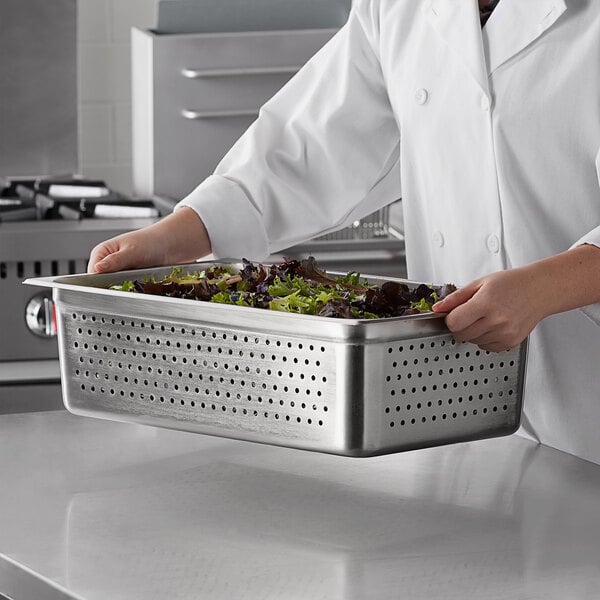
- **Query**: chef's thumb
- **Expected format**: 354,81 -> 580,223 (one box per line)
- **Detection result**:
93,251 -> 127,274
432,284 -> 478,313
91,257 -> 113,274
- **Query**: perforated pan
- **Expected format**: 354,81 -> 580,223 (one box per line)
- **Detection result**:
25,262 -> 527,456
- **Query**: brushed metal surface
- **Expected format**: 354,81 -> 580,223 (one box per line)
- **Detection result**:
1,411 -> 600,600
26,264 -> 526,455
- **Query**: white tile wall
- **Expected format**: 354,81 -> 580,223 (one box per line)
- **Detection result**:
77,0 -> 156,195
79,103 -> 113,164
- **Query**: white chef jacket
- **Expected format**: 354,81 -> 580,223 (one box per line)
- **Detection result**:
177,0 -> 600,464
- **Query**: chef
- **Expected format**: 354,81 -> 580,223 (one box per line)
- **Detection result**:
89,0 -> 600,465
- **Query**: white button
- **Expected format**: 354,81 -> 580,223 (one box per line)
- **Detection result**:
432,230 -> 444,247
415,88 -> 429,105
486,234 -> 500,254
480,95 -> 491,111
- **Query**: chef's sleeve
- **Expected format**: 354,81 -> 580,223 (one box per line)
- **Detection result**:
174,1 -> 401,261
568,146 -> 600,324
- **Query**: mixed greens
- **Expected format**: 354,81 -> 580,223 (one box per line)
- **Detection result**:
109,257 -> 456,320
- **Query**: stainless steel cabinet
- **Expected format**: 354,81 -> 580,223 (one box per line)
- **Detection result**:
132,27 -> 337,200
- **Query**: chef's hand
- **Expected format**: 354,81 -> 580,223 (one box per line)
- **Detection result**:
88,207 -> 212,273
432,267 -> 544,353
432,244 -> 600,352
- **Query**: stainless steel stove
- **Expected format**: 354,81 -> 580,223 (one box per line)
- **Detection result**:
0,176 -> 173,413
0,2 -> 173,413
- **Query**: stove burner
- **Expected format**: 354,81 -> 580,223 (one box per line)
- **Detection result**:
0,196 -> 37,222
0,176 -> 159,222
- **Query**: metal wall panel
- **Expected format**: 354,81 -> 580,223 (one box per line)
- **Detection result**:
0,0 -> 78,177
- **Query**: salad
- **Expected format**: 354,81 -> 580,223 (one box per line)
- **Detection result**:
109,257 -> 456,320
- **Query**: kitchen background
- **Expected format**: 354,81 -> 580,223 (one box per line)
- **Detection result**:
2,7 -> 600,600
78,0 -> 156,195
77,0 -> 358,197
1,0 -> 403,415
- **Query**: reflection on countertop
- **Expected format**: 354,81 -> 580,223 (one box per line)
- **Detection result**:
0,410 -> 599,600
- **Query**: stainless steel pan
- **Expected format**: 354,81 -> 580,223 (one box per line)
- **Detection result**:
25,262 -> 527,456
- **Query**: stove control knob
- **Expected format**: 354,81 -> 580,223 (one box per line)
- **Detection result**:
25,294 -> 57,338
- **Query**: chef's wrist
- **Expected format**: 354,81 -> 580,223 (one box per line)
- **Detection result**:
152,207 -> 212,265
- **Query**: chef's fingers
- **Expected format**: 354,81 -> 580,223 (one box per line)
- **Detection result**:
92,248 -> 133,274
472,338 -> 512,353
88,240 -> 120,273
479,342 -> 512,353
442,295 -> 488,335
445,311 -> 516,351
448,316 -> 491,343
446,303 -> 523,350
88,233 -> 148,274
432,280 -> 481,313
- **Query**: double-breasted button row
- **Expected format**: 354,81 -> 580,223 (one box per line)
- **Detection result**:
415,88 -> 491,111
432,230 -> 501,254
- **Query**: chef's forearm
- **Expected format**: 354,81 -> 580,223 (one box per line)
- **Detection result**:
529,243 -> 600,318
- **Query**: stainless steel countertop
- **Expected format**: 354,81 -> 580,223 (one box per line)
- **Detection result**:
0,411 -> 599,600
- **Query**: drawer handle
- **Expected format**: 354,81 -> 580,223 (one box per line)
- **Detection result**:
181,108 -> 259,120
181,65 -> 302,79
